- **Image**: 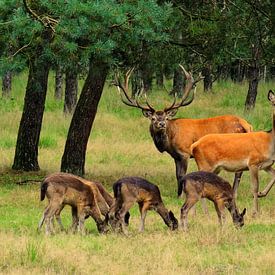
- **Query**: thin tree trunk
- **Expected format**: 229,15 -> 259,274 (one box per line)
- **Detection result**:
64,70 -> 78,114
202,65 -> 212,92
61,58 -> 109,176
172,67 -> 184,96
12,31 -> 51,171
245,66 -> 259,111
156,66 -> 164,88
245,45 -> 260,111
2,71 -> 12,98
54,66 -> 63,100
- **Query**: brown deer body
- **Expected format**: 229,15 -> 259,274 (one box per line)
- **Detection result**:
38,172 -> 109,235
108,177 -> 178,234
114,66 -> 252,194
191,90 -> 275,215
178,171 -> 246,230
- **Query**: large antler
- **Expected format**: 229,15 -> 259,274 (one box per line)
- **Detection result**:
113,68 -> 155,112
164,65 -> 204,112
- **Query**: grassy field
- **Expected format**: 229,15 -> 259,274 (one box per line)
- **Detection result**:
0,72 -> 274,274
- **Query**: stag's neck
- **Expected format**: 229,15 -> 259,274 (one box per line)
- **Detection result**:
150,125 -> 170,153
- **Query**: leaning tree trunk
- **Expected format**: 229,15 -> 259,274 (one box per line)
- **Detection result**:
61,58 -> 109,176
54,66 -> 63,100
12,32 -> 51,171
64,70 -> 78,114
245,46 -> 260,111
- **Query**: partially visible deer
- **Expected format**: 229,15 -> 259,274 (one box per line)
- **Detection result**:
191,90 -> 275,216
178,171 -> 246,230
113,66 -> 253,196
38,172 -> 109,235
108,177 -> 178,234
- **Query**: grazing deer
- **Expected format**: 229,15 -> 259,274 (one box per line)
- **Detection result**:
38,172 -> 109,235
108,177 -> 178,234
178,171 -> 246,230
191,90 -> 275,216
113,66 -> 252,195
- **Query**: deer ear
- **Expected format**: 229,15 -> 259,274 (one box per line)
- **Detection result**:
142,109 -> 153,118
268,90 -> 275,102
241,208 -> 246,217
166,109 -> 178,119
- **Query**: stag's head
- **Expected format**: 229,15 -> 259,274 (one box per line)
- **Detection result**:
113,65 -> 203,132
232,208 -> 246,228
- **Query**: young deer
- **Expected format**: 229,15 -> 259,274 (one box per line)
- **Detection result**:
108,177 -> 178,234
113,66 -> 252,197
38,172 -> 109,235
178,171 -> 246,230
191,90 -> 275,216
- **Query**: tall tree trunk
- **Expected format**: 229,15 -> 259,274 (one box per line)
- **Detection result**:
61,58 -> 109,176
245,66 -> 259,111
245,45 -> 260,111
64,70 -> 78,114
202,65 -> 212,92
2,71 -> 12,98
54,66 -> 63,100
12,32 -> 51,171
156,66 -> 164,88
172,67 -> 184,96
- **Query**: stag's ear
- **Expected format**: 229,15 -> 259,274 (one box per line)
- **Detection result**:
268,90 -> 275,102
142,109 -> 153,118
241,208 -> 246,217
166,109 -> 178,119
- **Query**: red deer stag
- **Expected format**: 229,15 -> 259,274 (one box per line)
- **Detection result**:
113,66 -> 253,194
191,90 -> 275,216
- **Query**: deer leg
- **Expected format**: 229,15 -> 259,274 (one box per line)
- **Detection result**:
174,156 -> 188,189
138,202 -> 148,232
118,201 -> 135,235
180,197 -> 199,232
54,204 -> 65,231
214,201 -> 226,227
71,206 -> 78,232
249,166 -> 259,217
44,201 -> 62,235
232,171 -> 243,199
258,167 -> 275,197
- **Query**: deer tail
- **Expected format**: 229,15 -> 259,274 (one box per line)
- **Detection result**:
40,180 -> 48,201
113,181 -> 122,199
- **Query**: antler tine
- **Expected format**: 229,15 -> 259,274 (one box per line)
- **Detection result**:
164,92 -> 177,111
113,68 -> 152,111
144,93 -> 155,111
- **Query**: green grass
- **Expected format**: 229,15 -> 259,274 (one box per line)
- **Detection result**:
0,73 -> 274,274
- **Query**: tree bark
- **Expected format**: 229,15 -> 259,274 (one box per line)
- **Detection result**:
245,45 -> 260,111
2,71 -> 12,98
54,66 -> 63,100
172,67 -> 184,96
156,66 -> 164,88
202,65 -> 212,92
12,31 -> 51,171
64,70 -> 78,114
61,58 -> 109,176
245,66 -> 259,111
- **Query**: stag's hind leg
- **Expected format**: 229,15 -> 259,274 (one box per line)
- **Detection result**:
249,166 -> 259,217
258,167 -> 275,197
117,200 -> 135,235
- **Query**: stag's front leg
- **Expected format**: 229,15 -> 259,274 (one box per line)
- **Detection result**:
175,156 -> 188,198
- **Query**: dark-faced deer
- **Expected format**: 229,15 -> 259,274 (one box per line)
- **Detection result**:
113,66 -> 253,196
191,90 -> 275,216
108,177 -> 178,234
178,171 -> 246,230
